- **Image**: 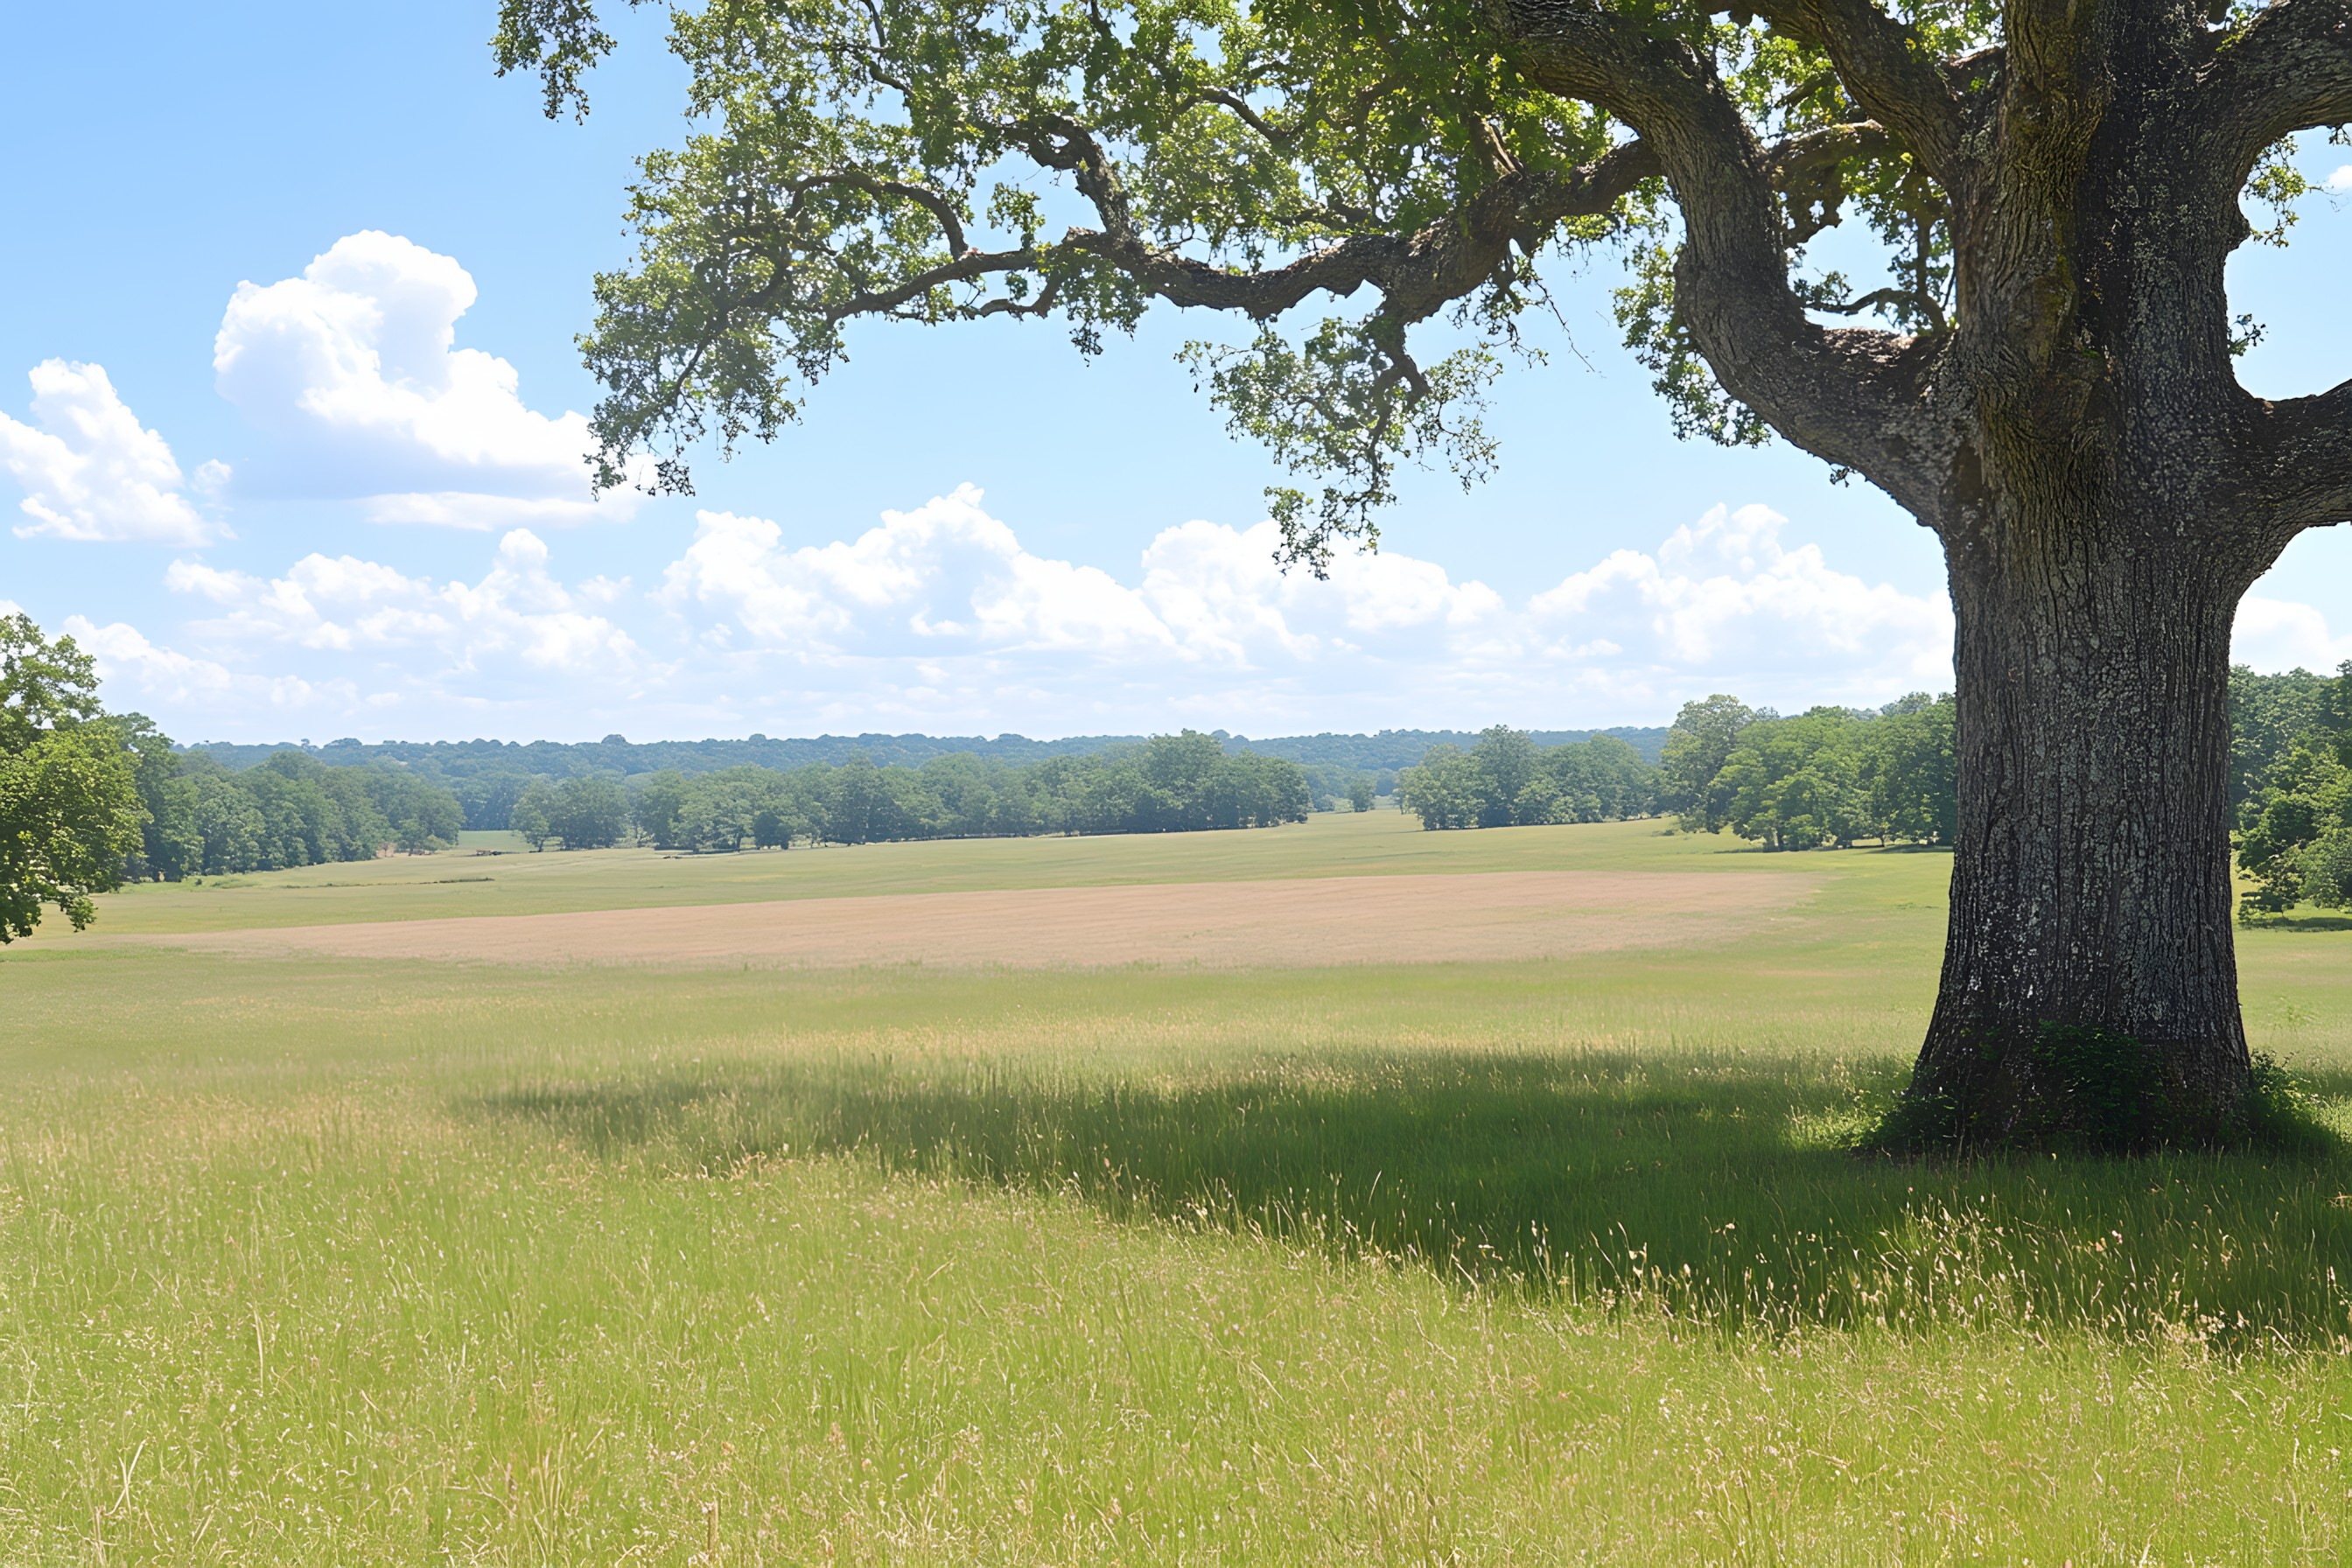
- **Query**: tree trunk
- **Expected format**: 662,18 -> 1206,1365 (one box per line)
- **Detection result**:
1901,500 -> 2260,1146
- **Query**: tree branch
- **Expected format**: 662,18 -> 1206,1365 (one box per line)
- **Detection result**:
762,128 -> 1660,334
2250,377 -> 2352,530
1745,0 -> 1968,178
2201,0 -> 2352,171
1026,120 -> 1662,322
823,245 -> 1041,321
1773,118 -> 1900,242
1809,284 -> 1917,317
787,170 -> 973,259
1180,87 -> 1293,147
1504,0 -> 1953,515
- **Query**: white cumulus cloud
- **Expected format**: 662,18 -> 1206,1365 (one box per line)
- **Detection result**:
167,528 -> 638,674
653,488 -> 1956,733
0,360 -> 225,544
47,483 -> 2352,742
2327,164 -> 2352,192
662,485 -> 1178,657
64,615 -> 336,712
2234,594 -> 2352,674
1523,503 -> 1954,699
214,231 -> 638,528
77,529 -> 645,736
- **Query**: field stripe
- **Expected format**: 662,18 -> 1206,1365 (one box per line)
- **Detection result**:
135,868 -> 1818,970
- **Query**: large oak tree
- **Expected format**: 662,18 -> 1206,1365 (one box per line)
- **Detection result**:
498,0 -> 2352,1142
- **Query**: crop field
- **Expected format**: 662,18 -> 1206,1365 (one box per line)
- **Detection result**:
7,811 -> 2352,1563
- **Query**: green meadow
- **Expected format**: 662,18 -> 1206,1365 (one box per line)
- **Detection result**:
6,812 -> 2352,1563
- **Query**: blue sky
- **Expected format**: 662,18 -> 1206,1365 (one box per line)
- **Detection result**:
3,3 -> 2348,744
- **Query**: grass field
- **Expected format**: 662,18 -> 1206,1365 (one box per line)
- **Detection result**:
6,813 -> 2352,1563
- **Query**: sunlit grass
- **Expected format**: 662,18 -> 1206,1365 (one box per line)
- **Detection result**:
27,811 -> 1834,934
4,819 -> 2352,1561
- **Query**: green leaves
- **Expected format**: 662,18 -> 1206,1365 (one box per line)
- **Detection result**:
520,0 -> 1628,528
0,726 -> 143,941
1,612 -> 107,755
1661,692 -> 1956,850
1614,241 -> 1771,449
528,0 -> 2348,558
1182,315 -> 1500,570
493,0 -> 629,119
2234,737 -> 2352,918
0,615 -> 144,942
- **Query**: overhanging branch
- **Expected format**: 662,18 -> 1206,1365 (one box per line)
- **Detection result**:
1504,0 -> 1952,515
787,170 -> 973,259
1746,0 -> 1968,178
2201,0 -> 2352,170
1043,135 -> 1662,322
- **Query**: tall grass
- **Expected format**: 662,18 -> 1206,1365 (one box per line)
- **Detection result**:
4,824 -> 2352,1561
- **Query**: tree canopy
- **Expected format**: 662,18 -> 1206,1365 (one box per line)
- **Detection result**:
1671,692 -> 1956,850
626,732 -> 1312,849
495,0 -> 2342,561
0,617 -> 144,941
1397,725 -> 1656,828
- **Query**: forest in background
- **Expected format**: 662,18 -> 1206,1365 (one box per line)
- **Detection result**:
522,736 -> 1314,854
185,725 -> 1670,787
120,732 -> 1318,873
80,663 -> 2352,899
2225,663 -> 2352,919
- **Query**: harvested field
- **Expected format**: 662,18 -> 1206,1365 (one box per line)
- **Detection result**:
152,868 -> 1815,970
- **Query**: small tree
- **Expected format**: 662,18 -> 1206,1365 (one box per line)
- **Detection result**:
0,616 -> 145,941
551,776 -> 630,850
1858,695 -> 1956,845
1469,726 -> 1544,828
1397,745 -> 1481,830
633,769 -> 689,847
1660,696 -> 1760,834
512,780 -> 556,851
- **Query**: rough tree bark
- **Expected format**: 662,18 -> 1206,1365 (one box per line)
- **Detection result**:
1916,507 -> 2272,1136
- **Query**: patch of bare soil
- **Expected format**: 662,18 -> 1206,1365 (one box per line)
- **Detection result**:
156,870 -> 1815,971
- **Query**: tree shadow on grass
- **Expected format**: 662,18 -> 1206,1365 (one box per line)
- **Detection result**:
474,1049 -> 2352,1340
2244,914 -> 2352,934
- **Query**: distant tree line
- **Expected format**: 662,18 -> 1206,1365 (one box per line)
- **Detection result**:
157,731 -> 1317,863
130,746 -> 466,877
1656,694 -> 1957,850
1397,729 -> 1657,830
581,733 -> 1312,852
181,724 -> 1668,811
2,619 -> 1340,946
1637,666 -> 2352,899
